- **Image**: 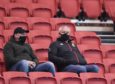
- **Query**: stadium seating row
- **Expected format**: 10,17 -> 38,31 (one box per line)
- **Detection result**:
0,0 -> 115,21
58,0 -> 115,21
0,72 -> 114,84
0,17 -> 74,31
0,0 -> 58,16
0,3 -> 54,18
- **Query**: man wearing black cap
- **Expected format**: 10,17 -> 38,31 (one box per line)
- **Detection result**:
3,27 -> 56,76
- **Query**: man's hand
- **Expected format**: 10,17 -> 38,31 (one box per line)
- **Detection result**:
28,61 -> 36,69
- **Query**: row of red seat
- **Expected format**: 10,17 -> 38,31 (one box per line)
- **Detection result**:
0,0 -> 115,20
0,72 -> 114,84
58,0 -> 115,21
0,0 -> 58,16
0,3 -> 55,18
0,17 -> 74,31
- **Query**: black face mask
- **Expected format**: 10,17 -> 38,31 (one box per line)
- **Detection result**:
18,36 -> 26,44
60,33 -> 70,41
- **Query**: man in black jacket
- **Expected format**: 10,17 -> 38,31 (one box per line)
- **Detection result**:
48,26 -> 99,73
4,27 -> 56,76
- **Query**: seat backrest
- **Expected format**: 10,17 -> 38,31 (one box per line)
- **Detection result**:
4,17 -> 28,30
55,72 -> 82,84
0,74 -> 5,84
36,0 -> 57,16
29,33 -> 52,44
30,3 -> 53,18
3,30 -> 13,43
104,0 -> 115,20
0,4 -> 7,17
3,72 -> 30,84
29,72 -> 56,84
8,3 -> 30,18
0,18 -> 5,31
30,43 -> 50,62
60,0 -> 80,18
103,58 -> 115,73
75,31 -> 101,45
101,45 -> 115,58
27,17 -> 52,31
0,0 -> 11,3
13,0 -> 34,3
105,73 -> 115,84
28,30 -> 51,43
77,44 -> 102,59
80,73 -> 106,84
82,0 -> 102,18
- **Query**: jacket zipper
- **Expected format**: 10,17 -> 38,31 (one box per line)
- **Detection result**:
65,42 -> 80,63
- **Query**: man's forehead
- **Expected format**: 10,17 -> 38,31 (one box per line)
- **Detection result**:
59,26 -> 70,32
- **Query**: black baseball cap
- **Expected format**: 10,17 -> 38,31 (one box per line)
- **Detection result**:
14,27 -> 29,34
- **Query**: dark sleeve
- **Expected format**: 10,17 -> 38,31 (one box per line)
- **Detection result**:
48,42 -> 66,66
3,43 -> 22,65
28,44 -> 39,64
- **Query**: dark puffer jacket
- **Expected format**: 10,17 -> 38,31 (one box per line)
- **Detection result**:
3,36 -> 39,70
48,38 -> 87,71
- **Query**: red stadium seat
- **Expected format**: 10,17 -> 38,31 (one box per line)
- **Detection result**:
30,43 -> 49,62
28,29 -> 52,44
0,74 -> 5,84
75,31 -> 101,45
60,0 -> 80,18
3,30 -> 13,43
0,18 -> 5,31
103,59 -> 115,73
8,3 -> 30,18
82,0 -> 102,19
51,31 -> 77,44
27,17 -> 52,31
104,0 -> 115,20
50,31 -> 58,41
3,72 -> 30,84
0,0 -> 11,3
0,4 -> 7,17
13,0 -> 34,3
101,45 -> 115,58
105,73 -> 115,84
80,73 -> 106,84
30,4 -> 53,18
29,72 -> 56,84
55,72 -> 82,84
50,18 -> 76,32
4,17 -> 28,30
85,58 -> 105,74
35,0 -> 57,16
0,31 -> 5,46
77,44 -> 103,59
